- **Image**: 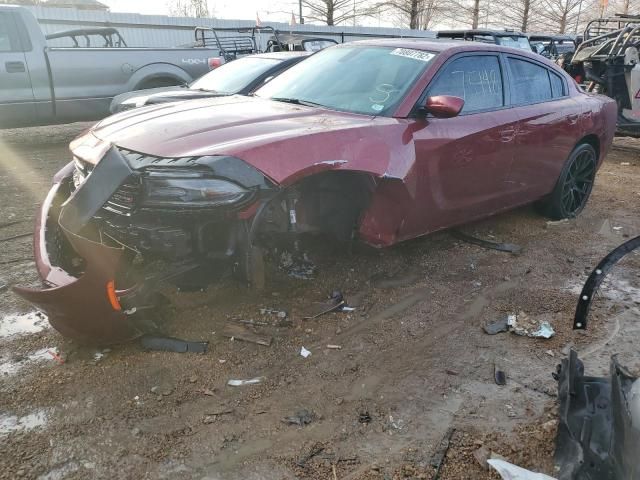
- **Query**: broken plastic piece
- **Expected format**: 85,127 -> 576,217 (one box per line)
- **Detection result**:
488,459 -> 557,479
555,350 -> 640,479
452,230 -> 523,254
508,313 -> 555,339
300,346 -> 311,358
227,376 -> 265,387
140,335 -> 208,353
282,409 -> 314,426
573,234 -> 640,330
494,364 -> 507,385
484,316 -> 510,335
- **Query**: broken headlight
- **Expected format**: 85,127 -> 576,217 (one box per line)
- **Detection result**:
141,168 -> 250,208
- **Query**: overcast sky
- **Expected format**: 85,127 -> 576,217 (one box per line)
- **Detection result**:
100,0 -> 393,26
103,1 -> 321,23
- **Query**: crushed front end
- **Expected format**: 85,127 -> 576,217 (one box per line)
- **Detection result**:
13,133 -> 276,344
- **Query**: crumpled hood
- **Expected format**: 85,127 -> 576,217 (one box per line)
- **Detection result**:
92,95 -> 410,184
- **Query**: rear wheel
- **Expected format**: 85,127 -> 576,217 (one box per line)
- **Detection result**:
540,143 -> 597,220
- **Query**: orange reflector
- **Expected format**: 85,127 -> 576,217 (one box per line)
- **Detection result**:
106,280 -> 122,311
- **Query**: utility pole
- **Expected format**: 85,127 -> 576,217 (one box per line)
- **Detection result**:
299,0 -> 304,24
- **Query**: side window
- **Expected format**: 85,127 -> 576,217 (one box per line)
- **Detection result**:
549,71 -> 566,98
0,14 -> 15,52
507,57 -> 552,104
427,55 -> 504,113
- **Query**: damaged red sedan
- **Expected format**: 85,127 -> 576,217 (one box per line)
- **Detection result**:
15,39 -> 617,344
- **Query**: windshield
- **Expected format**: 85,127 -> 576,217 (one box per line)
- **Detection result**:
190,57 -> 281,93
497,36 -> 532,50
256,46 -> 435,116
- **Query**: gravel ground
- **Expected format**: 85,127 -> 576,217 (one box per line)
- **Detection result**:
0,123 -> 638,480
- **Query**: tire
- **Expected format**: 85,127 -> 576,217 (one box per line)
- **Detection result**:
539,143 -> 597,220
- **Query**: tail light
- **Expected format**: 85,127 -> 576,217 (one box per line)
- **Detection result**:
208,57 -> 223,70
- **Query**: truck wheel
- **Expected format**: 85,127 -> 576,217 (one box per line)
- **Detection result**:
539,143 -> 597,220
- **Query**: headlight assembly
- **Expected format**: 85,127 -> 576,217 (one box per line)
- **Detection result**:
141,168 -> 250,208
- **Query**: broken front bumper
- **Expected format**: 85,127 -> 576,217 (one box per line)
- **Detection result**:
13,161 -> 143,345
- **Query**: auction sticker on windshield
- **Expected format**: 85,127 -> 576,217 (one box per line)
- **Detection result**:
390,48 -> 435,62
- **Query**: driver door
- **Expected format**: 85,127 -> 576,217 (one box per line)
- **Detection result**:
406,53 -> 521,236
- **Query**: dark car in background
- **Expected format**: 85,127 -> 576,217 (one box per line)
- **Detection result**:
110,52 -> 310,113
528,34 -> 577,58
436,29 -> 532,50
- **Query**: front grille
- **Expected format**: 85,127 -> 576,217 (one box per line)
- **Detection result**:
72,158 -> 141,216
103,177 -> 141,216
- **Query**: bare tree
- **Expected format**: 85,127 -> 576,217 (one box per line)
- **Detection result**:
491,0 -> 543,31
167,0 -> 211,18
302,0 -> 376,25
378,0 -> 445,29
539,0 -> 594,33
439,0 -> 486,28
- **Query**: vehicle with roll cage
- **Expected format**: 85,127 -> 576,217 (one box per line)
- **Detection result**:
14,39 -> 616,344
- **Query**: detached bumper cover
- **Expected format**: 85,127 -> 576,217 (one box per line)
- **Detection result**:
12,151 -> 141,344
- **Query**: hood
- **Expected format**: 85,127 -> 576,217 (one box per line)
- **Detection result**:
110,86 -> 227,113
92,95 -> 410,184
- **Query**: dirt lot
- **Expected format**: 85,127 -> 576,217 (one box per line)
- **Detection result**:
0,123 -> 638,480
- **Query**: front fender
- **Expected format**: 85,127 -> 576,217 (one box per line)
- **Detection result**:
127,63 -> 193,91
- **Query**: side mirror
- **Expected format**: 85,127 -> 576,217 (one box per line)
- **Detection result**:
423,95 -> 464,118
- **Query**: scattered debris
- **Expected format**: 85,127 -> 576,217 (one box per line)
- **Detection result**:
47,349 -> 65,365
507,312 -> 555,339
484,316 -> 510,335
296,442 -> 324,467
203,408 -> 234,423
620,162 -> 631,166
473,445 -> 491,470
430,428 -> 455,480
282,409 -> 314,426
0,232 -> 32,243
445,369 -> 459,376
544,219 -> 570,228
0,283 -> 7,293
196,388 -> 216,396
300,346 -> 311,358
259,308 -> 287,319
140,335 -> 208,353
326,344 -> 342,350
574,235 -> 640,330
358,412 -> 372,424
227,377 -> 265,387
488,459 -> 557,479
280,250 -> 316,280
452,230 -> 523,254
494,364 -> 507,386
555,350 -> 640,479
303,291 -> 351,319
222,324 -> 272,347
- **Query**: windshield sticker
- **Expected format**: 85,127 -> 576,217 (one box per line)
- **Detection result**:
390,48 -> 435,62
371,104 -> 384,112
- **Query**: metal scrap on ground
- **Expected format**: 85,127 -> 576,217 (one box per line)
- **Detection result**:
453,230 -> 523,254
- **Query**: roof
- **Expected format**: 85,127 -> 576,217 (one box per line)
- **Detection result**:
251,51 -> 312,60
437,29 -> 527,37
527,33 -> 576,41
45,0 -> 109,10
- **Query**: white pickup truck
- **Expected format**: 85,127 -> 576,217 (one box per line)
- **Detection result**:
0,5 -> 220,128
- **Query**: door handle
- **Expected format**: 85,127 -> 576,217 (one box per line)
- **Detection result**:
5,61 -> 26,73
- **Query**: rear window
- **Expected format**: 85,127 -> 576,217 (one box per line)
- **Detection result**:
507,57 -> 552,104
550,71 -> 566,97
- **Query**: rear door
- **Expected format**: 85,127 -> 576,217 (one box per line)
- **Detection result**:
409,52 -> 522,234
504,55 -> 583,199
0,10 -> 36,127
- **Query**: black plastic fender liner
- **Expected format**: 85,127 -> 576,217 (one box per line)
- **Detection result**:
574,235 -> 640,330
554,350 -> 640,480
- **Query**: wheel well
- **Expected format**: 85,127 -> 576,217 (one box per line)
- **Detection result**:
136,76 -> 183,90
257,171 -> 376,243
578,134 -> 600,160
